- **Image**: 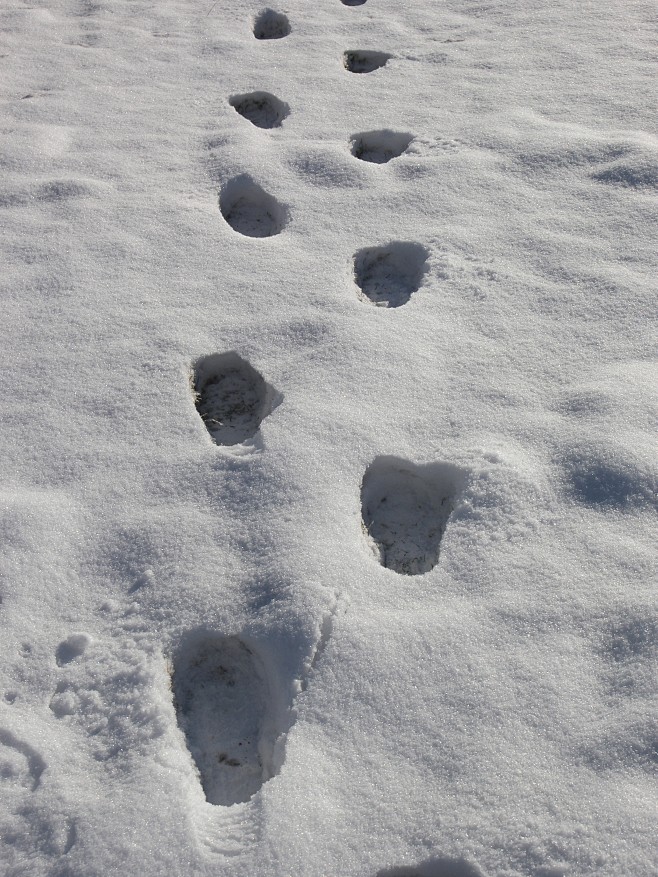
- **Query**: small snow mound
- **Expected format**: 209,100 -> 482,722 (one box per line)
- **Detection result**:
361,456 -> 467,575
354,241 -> 429,308
343,50 -> 391,73
351,130 -> 414,164
253,8 -> 290,40
219,175 -> 289,238
229,91 -> 289,129
191,351 -> 281,447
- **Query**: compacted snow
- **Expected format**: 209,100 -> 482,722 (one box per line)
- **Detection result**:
0,0 -> 656,874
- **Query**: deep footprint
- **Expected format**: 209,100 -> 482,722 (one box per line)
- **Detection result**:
361,457 -> 464,575
219,175 -> 288,238
192,352 -> 280,446
229,91 -> 289,129
172,634 -> 276,806
253,8 -> 290,39
354,242 -> 429,308
344,50 -> 391,73
351,130 -> 413,164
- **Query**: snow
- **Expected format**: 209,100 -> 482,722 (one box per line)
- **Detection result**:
0,0 -> 656,874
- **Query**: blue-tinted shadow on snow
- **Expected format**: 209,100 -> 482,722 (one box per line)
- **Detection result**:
562,452 -> 656,511
377,855 -> 486,877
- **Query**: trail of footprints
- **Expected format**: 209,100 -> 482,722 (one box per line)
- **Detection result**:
175,0 -> 469,823
0,4 -> 651,873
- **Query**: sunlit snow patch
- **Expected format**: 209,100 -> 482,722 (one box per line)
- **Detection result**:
361,456 -> 466,575
192,352 -> 281,447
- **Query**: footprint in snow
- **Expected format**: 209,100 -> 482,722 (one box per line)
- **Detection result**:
229,91 -> 289,129
0,728 -> 76,863
0,728 -> 46,793
344,50 -> 392,73
377,856 -> 486,877
219,175 -> 289,237
354,241 -> 429,308
351,130 -> 414,164
192,351 -> 281,447
172,633 -> 280,806
341,0 -> 367,5
596,613 -> 658,699
253,8 -> 290,40
361,457 -> 465,575
55,632 -> 93,667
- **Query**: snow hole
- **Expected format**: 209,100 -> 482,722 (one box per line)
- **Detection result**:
219,175 -> 289,238
341,0 -> 367,5
354,242 -> 429,308
172,633 -> 279,806
361,457 -> 465,575
253,8 -> 290,40
343,50 -> 391,73
229,91 -> 289,129
192,352 -> 281,446
351,130 -> 414,164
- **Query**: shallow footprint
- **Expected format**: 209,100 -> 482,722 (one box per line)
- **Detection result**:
229,91 -> 289,129
361,457 -> 464,575
192,352 -> 280,446
377,856 -> 486,877
172,633 -> 276,806
351,130 -> 413,164
344,50 -> 391,73
253,8 -> 290,39
219,175 -> 289,237
354,242 -> 429,308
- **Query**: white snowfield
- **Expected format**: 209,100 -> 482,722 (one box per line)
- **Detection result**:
0,0 -> 656,874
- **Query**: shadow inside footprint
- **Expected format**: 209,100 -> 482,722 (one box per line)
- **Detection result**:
354,242 -> 429,308
172,633 -> 278,806
229,91 -> 289,129
253,8 -> 290,39
341,0 -> 367,5
344,50 -> 391,73
377,856 -> 486,877
361,457 -> 465,575
351,130 -> 413,164
192,352 -> 281,446
219,175 -> 289,237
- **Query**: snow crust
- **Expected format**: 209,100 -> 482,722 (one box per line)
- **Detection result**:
0,0 -> 656,875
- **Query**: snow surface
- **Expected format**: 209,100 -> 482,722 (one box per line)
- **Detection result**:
1,0 -> 657,874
